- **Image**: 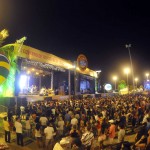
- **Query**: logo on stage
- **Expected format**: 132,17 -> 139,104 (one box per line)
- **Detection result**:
77,54 -> 88,71
0,54 -> 10,85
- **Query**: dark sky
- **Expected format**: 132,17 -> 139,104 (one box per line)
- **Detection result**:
0,0 -> 150,84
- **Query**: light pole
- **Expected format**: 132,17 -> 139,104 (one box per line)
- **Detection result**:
124,68 -> 130,87
134,77 -> 138,88
113,76 -> 117,90
125,44 -> 135,91
146,73 -> 149,81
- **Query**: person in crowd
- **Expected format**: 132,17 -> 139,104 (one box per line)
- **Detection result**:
35,123 -> 42,148
20,105 -> 25,119
40,114 -> 48,132
98,129 -> 106,150
146,117 -> 150,132
131,111 -> 137,132
3,116 -> 11,143
120,112 -> 126,127
64,111 -> 71,126
44,122 -> 55,150
108,119 -> 116,144
71,115 -> 78,127
57,117 -> 65,137
142,109 -> 150,124
134,133 -> 147,150
15,117 -> 24,146
25,116 -> 31,137
118,123 -> 125,143
146,129 -> 150,150
81,125 -> 94,150
70,125 -> 80,139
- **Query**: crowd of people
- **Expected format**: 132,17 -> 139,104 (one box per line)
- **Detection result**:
2,94 -> 150,150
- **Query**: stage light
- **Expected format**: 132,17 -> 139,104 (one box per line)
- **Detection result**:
36,72 -> 39,75
32,68 -> 35,71
19,75 -> 28,90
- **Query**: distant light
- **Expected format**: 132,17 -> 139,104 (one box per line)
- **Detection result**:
36,72 -> 39,75
32,68 -> 35,71
113,76 -> 118,81
104,84 -> 112,91
124,68 -> 130,74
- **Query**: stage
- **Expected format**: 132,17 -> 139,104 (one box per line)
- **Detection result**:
18,94 -> 70,102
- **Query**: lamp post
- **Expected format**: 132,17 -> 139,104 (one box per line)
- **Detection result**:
124,68 -> 130,87
125,44 -> 135,91
113,76 -> 117,90
134,77 -> 138,88
146,73 -> 149,81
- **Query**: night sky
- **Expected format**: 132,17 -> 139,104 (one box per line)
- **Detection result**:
0,0 -> 150,85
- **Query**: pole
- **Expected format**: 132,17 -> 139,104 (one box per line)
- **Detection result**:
51,71 -> 53,90
127,73 -> 129,93
126,44 -> 135,92
68,69 -> 71,99
74,61 -> 77,96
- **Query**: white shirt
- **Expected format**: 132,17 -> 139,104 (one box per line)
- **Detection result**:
15,121 -> 23,133
44,126 -> 54,140
35,129 -> 42,137
40,117 -> 48,126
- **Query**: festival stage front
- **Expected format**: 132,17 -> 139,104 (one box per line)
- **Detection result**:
19,93 -> 98,102
19,94 -> 70,102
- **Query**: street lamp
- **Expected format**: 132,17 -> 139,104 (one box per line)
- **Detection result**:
113,76 -> 118,90
134,77 -> 138,88
146,73 -> 149,81
125,44 -> 135,91
124,68 -> 130,87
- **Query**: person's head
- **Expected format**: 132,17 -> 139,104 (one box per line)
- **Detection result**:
59,117 -> 63,121
36,123 -> 41,130
118,123 -> 124,130
26,116 -> 29,121
3,116 -> 7,121
47,121 -> 52,127
86,125 -> 91,131
16,117 -> 21,122
72,125 -> 77,130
